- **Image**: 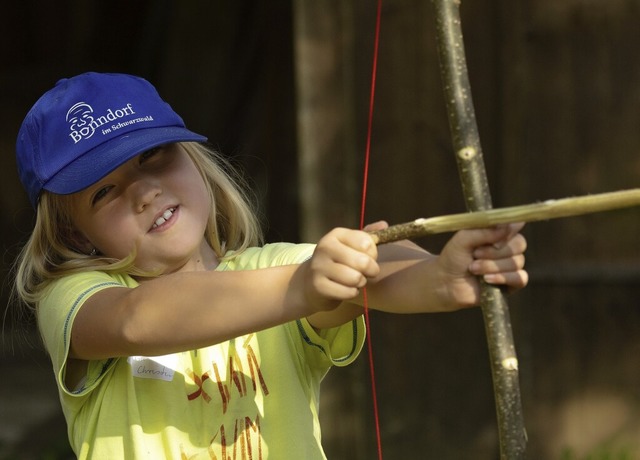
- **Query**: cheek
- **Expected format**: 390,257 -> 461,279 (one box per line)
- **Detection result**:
86,213 -> 138,258
187,188 -> 213,230
195,181 -> 213,210
178,167 -> 212,214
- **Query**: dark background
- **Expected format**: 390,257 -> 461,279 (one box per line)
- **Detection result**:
2,1 -> 640,459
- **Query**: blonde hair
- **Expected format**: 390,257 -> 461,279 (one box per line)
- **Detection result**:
13,142 -> 263,310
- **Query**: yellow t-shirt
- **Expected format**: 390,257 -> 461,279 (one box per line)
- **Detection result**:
38,243 -> 366,459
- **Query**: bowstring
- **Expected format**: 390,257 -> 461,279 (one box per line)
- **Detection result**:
359,0 -> 383,458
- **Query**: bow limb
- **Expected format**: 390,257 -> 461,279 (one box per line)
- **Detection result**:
431,1 -> 527,458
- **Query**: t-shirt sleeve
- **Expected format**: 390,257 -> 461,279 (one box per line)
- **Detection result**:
37,271 -> 126,395
295,316 -> 366,369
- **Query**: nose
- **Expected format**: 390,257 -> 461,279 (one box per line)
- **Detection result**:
129,176 -> 162,213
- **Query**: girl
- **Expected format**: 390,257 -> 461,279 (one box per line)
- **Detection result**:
14,72 -> 528,459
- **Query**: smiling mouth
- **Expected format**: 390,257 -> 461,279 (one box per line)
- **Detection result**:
153,208 -> 176,229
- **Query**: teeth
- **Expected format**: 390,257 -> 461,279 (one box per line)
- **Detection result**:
153,208 -> 175,228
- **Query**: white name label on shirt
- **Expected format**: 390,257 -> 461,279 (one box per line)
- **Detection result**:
128,355 -> 177,382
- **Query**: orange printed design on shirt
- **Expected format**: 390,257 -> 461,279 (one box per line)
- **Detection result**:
186,370 -> 211,402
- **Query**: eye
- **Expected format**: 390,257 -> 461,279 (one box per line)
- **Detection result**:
91,185 -> 112,205
139,146 -> 162,164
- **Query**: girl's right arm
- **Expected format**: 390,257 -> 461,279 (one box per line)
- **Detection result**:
69,233 -> 380,361
70,267 -> 307,360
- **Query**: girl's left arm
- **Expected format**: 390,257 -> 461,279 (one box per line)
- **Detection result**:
307,222 -> 528,329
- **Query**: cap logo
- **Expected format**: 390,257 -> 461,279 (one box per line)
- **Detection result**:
66,101 -> 143,144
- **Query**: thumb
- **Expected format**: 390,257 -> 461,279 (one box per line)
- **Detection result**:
362,220 -> 389,232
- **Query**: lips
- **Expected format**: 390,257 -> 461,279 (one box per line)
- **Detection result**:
152,207 -> 176,229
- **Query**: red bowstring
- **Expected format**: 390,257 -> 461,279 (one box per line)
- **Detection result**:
359,0 -> 383,459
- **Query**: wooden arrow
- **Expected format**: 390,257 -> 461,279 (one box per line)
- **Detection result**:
370,188 -> 640,244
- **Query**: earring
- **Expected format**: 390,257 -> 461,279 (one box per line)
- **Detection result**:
89,248 -> 97,256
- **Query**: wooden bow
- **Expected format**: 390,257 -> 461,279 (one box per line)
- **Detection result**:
429,2 -> 527,457
367,2 -> 639,458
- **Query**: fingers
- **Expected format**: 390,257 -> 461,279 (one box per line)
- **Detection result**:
469,254 -> 528,285
322,228 -> 378,275
483,269 -> 529,290
473,232 -> 527,260
448,223 -> 529,290
461,223 -> 528,290
310,228 -> 380,301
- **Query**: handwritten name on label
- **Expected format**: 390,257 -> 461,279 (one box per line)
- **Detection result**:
128,355 -> 178,382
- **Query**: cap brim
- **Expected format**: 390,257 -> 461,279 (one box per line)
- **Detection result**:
44,126 -> 207,196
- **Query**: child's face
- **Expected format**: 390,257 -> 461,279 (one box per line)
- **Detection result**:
68,143 -> 216,274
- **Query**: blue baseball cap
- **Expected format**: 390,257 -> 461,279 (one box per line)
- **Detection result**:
16,72 -> 207,207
